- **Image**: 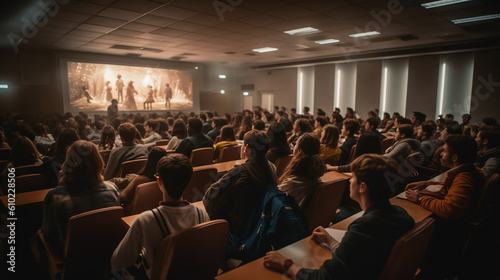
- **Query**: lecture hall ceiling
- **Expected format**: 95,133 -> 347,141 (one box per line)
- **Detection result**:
1,0 -> 500,67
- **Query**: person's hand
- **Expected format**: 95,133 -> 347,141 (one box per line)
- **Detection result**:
326,164 -> 338,171
311,226 -> 335,247
405,181 -> 429,191
405,189 -> 421,203
263,251 -> 288,272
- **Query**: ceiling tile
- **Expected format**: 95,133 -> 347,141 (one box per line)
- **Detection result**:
264,5 -> 317,20
121,22 -> 159,33
134,15 -> 178,27
67,29 -> 103,39
321,5 -> 370,19
197,27 -> 232,36
185,13 -> 222,26
150,6 -> 199,20
97,7 -> 143,21
236,13 -> 283,26
214,21 -> 255,32
150,27 -> 188,37
172,0 -> 213,12
108,28 -> 143,38
77,23 -> 115,34
61,1 -> 106,15
86,16 -> 129,28
167,21 -> 206,32
111,0 -> 164,13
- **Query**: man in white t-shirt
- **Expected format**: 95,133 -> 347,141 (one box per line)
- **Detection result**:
111,153 -> 210,278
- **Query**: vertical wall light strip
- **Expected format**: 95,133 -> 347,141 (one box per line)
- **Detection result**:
336,69 -> 341,107
381,67 -> 388,114
298,71 -> 303,114
439,63 -> 446,116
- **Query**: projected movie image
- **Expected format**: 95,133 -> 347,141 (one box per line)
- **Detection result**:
67,61 -> 193,112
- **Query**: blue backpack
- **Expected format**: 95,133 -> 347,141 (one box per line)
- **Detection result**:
229,184 -> 309,264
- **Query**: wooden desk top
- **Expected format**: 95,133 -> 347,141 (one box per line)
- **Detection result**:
215,194 -> 432,280
0,188 -> 52,208
193,159 -> 246,173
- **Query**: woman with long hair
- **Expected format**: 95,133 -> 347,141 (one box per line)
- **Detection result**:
320,124 -> 342,166
166,119 -> 188,150
287,118 -> 313,147
213,125 -> 238,162
98,125 -> 120,150
265,122 -> 291,163
278,133 -> 327,208
237,116 -> 253,140
8,136 -> 44,167
119,147 -> 168,212
42,140 -> 120,255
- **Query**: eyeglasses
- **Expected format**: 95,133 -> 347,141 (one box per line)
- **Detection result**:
154,173 -> 159,179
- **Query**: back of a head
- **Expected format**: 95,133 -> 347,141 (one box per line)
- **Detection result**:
118,123 -> 137,142
479,125 -> 500,149
366,117 -> 380,130
55,128 -> 80,157
413,111 -> 426,124
253,119 -> 266,131
267,122 -> 288,149
445,134 -> 477,164
356,132 -> 382,157
351,154 -> 398,203
482,117 -> 498,127
445,121 -> 462,135
296,118 -> 313,133
421,120 -> 437,137
296,133 -> 320,155
172,119 -> 187,139
140,147 -> 168,180
343,119 -> 360,137
212,117 -> 223,128
61,140 -> 104,186
11,136 -> 39,166
315,116 -> 328,127
220,125 -> 236,141
188,118 -> 203,135
157,153 -> 193,200
399,118 -> 412,125
398,124 -> 414,139
321,124 -> 340,148
243,130 -> 270,159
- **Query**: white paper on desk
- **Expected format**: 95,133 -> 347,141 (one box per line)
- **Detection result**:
396,192 -> 408,200
396,184 -> 443,200
324,228 -> 347,242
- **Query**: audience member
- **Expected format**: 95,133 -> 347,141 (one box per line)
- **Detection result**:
207,117 -> 223,141
111,153 -> 209,278
411,111 -> 426,136
264,154 -> 414,279
213,125 -> 238,162
42,140 -> 120,256
278,133 -> 326,208
313,116 -> 328,138
253,119 -> 266,131
165,119 -> 187,150
8,136 -> 44,167
384,124 -> 420,162
288,119 -> 313,147
103,123 -> 148,180
98,125 -> 120,151
319,124 -> 341,166
418,120 -> 438,165
266,122 -> 291,163
338,119 -> 360,165
119,147 -> 168,211
175,118 -> 213,158
237,116 -> 253,140
142,120 -> 162,144
405,135 -> 485,279
202,111 -> 214,134
475,125 -> 500,178
203,130 -> 277,261
364,117 -> 385,141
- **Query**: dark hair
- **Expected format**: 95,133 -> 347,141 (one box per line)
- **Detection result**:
478,125 -> 500,149
315,116 -> 328,127
220,125 -> 236,141
212,117 -> 223,128
421,120 -> 436,138
187,117 -> 203,135
365,117 -> 380,131
99,125 -> 117,150
156,153 -> 193,200
351,154 -> 398,203
355,132 -> 382,157
157,119 -> 170,139
321,124 -> 339,149
445,135 -> 477,164
240,116 -> 253,133
61,140 -> 104,187
413,111 -> 426,123
267,122 -> 290,153
253,120 -> 266,131
398,124 -> 414,139
53,128 -> 80,163
10,136 -> 41,167
171,119 -> 187,139
243,130 -> 270,159
444,121 -> 462,135
482,117 -> 497,126
294,119 -> 313,133
119,123 -> 138,142
145,119 -> 159,131
343,119 -> 360,137
399,118 -> 412,125
279,133 -> 326,184
139,147 -> 168,181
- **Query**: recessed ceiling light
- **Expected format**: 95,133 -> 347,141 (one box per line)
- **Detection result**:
314,39 -> 340,45
349,31 -> 381,38
0,84 -> 8,89
452,13 -> 500,24
421,0 -> 471,9
284,27 -> 319,36
252,47 -> 278,53
220,90 -> 225,94
219,75 -> 226,79
243,92 -> 249,96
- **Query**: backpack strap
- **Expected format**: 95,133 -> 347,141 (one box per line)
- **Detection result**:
151,208 -> 171,238
196,206 -> 203,224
